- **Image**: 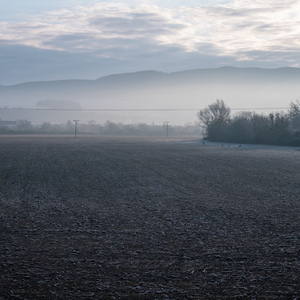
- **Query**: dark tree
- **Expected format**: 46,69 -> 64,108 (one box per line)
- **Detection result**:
197,99 -> 231,141
289,99 -> 300,131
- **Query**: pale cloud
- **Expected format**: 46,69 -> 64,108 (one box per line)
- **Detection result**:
2,1 -> 300,62
1,0 -> 300,84
0,4 -> 191,53
198,0 -> 300,61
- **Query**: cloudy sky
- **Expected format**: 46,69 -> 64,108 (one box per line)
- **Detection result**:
1,0 -> 300,85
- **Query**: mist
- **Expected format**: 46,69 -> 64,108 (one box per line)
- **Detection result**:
0,67 -> 298,125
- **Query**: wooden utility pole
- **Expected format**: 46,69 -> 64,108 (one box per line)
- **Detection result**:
164,121 -> 169,138
73,120 -> 79,139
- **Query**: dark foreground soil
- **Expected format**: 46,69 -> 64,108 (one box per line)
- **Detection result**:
0,135 -> 299,299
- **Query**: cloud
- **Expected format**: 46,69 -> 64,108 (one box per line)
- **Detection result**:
189,0 -> 300,62
1,0 -> 300,84
90,12 -> 186,36
0,4 -> 193,53
2,1 -> 300,57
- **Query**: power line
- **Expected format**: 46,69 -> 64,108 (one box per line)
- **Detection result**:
0,107 -> 289,111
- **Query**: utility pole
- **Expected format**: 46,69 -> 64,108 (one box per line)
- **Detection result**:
73,120 -> 79,139
164,121 -> 169,138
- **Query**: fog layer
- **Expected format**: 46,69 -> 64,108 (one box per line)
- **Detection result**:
0,67 -> 298,124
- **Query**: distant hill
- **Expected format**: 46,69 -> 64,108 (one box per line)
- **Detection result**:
0,67 -> 299,124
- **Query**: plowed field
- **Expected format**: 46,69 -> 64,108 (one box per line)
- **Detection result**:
1,135 -> 300,299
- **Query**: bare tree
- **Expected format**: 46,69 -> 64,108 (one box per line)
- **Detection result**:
197,99 -> 231,141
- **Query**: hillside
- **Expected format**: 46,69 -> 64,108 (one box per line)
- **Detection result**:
0,67 -> 299,124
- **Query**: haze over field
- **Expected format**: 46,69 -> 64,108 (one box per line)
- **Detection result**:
0,67 -> 299,124
1,1 -> 300,124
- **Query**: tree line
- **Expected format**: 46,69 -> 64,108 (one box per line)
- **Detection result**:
0,119 -> 200,137
197,99 -> 300,146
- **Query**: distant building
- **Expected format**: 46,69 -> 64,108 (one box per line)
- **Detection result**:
0,121 -> 17,128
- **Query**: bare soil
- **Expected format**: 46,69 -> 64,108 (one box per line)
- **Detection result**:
0,135 -> 300,299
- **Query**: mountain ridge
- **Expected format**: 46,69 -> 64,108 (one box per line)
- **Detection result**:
2,66 -> 300,87
0,67 -> 299,124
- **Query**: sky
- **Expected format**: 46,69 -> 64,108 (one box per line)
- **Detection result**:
1,0 -> 300,85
